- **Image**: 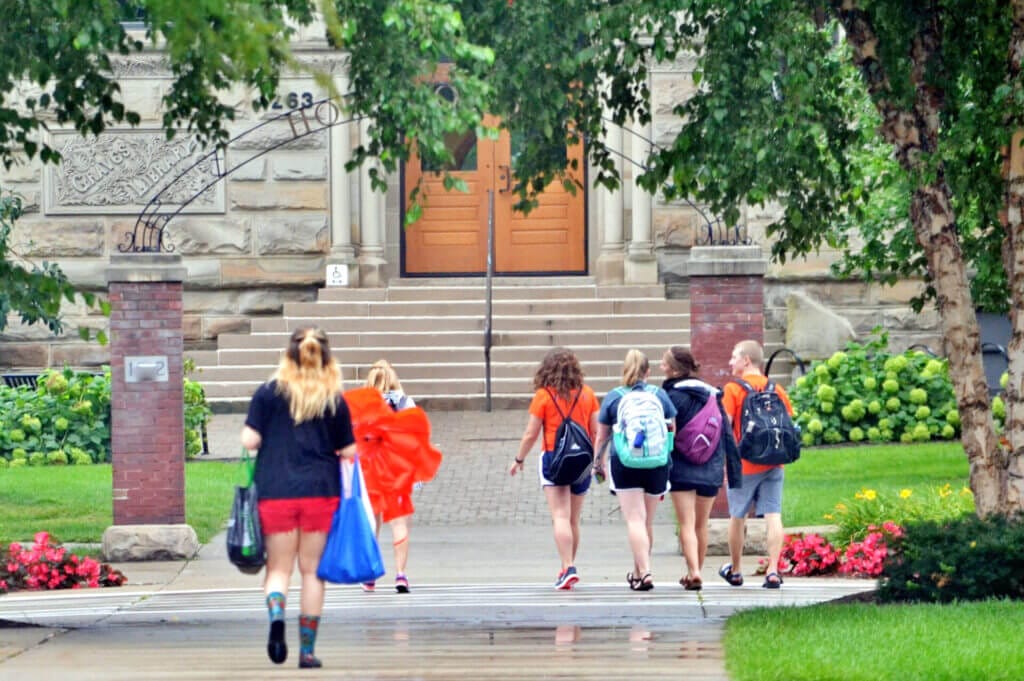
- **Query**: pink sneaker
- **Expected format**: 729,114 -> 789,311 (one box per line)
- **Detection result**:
360,581 -> 375,592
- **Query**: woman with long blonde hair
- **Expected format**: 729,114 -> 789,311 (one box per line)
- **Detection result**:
363,359 -> 417,593
241,327 -> 356,669
509,347 -> 600,590
593,349 -> 677,591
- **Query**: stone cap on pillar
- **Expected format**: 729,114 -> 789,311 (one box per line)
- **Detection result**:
106,254 -> 188,284
687,245 -> 768,277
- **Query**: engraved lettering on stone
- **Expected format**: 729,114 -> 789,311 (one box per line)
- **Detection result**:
47,131 -> 225,214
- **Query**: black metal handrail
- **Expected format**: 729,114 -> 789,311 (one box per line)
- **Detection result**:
764,347 -> 807,378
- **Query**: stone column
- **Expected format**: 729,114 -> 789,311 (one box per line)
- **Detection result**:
357,118 -> 387,287
327,80 -> 359,287
595,118 -> 625,284
102,254 -> 199,561
688,245 -> 768,520
625,117 -> 658,284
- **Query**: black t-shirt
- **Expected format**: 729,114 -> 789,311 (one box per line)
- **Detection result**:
244,381 -> 355,499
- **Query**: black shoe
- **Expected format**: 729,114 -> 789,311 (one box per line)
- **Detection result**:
267,620 -> 287,664
299,653 -> 322,669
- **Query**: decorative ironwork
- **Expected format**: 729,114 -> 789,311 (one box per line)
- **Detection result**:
592,119 -> 746,247
694,218 -> 753,246
764,347 -> 807,377
123,98 -> 359,253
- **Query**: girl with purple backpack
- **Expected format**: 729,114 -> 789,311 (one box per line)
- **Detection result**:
661,347 -> 740,590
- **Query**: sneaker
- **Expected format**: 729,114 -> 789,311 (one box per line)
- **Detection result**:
361,581 -> 376,593
555,566 -> 579,590
395,574 -> 409,594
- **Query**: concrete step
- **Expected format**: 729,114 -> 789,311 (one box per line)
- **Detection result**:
289,298 -> 689,318
215,328 -> 687,350
249,313 -> 689,334
196,358 -> 636,383
316,283 -> 667,302
201,374 -> 632,399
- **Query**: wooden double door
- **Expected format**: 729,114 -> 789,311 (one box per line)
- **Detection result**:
403,118 -> 586,275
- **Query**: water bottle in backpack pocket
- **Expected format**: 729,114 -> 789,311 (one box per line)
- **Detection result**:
612,385 -> 671,469
733,378 -> 801,465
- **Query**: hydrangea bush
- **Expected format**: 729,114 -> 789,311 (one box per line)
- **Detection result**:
0,364 -> 211,469
789,331 -> 961,446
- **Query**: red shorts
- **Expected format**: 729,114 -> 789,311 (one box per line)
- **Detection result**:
258,497 -> 339,534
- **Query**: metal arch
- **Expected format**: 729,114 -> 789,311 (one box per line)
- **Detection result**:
123,98 -> 361,253
590,118 -> 747,247
765,347 -> 807,377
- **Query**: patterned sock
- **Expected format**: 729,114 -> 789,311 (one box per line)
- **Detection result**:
266,592 -> 286,623
299,614 -> 321,658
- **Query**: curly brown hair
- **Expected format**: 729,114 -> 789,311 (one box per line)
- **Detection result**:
533,347 -> 585,399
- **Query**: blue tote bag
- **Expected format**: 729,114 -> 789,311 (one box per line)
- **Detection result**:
317,457 -> 386,584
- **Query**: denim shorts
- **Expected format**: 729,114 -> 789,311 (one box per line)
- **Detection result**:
726,466 -> 784,517
538,451 -> 592,495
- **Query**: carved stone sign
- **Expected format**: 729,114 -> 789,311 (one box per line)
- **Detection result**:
44,130 -> 225,215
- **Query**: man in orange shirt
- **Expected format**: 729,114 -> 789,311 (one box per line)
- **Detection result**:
719,340 -> 793,589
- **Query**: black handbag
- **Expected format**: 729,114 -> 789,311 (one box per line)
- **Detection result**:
226,450 -> 266,573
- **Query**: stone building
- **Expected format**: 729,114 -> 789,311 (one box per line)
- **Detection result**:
0,24 -> 940,408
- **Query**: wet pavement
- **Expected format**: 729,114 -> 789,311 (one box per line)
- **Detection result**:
1,411 -> 872,679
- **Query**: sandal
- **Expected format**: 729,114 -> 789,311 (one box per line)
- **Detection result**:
632,573 -> 654,592
680,575 -> 703,591
627,572 -> 639,589
718,563 -> 744,587
763,572 -> 783,589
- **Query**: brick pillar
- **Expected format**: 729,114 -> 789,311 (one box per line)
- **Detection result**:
102,254 -> 198,561
688,245 -> 767,518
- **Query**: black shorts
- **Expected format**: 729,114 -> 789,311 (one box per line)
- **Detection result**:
609,453 -> 669,496
669,481 -> 720,498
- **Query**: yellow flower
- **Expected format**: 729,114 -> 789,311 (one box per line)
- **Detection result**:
960,486 -> 973,497
835,503 -> 848,511
864,489 -> 878,501
823,513 -> 834,521
899,488 -> 913,499
854,491 -> 865,500
970,541 -> 977,548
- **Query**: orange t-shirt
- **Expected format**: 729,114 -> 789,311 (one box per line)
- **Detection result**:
721,372 -> 794,475
529,386 -> 600,452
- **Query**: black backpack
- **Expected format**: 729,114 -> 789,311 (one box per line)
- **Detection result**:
732,378 -> 801,465
543,388 -> 594,485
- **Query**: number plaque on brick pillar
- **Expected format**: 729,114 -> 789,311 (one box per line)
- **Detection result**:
102,254 -> 199,561
687,245 -> 768,519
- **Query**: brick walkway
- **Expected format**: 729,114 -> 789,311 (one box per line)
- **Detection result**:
204,409 -> 680,527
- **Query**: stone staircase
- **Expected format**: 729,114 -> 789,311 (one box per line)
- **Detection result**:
190,276 -> 699,411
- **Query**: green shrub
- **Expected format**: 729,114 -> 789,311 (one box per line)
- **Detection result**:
0,365 -> 211,467
879,513 -> 1024,603
828,483 -> 974,546
790,330 -> 960,446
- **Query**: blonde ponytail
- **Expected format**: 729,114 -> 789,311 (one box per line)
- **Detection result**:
273,327 -> 342,423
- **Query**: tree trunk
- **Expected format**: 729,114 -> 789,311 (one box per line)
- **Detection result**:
910,183 -> 1006,516
1002,0 -> 1024,513
834,1 -> 1013,515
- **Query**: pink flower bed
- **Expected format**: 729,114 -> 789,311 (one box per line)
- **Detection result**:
1,532 -> 126,593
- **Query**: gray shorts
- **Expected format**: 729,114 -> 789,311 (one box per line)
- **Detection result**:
726,466 -> 784,518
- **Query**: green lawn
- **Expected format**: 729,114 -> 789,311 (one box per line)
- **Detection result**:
0,461 -> 239,546
783,442 -> 970,527
725,600 -> 1024,681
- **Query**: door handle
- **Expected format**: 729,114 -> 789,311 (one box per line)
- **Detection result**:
498,165 -> 512,193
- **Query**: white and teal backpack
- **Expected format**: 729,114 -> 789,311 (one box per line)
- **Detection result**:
612,384 -> 671,468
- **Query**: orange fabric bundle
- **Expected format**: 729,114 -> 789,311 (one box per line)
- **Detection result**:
342,387 -> 443,522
